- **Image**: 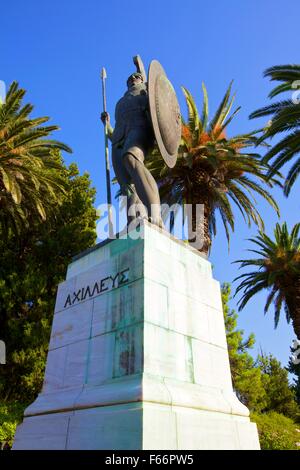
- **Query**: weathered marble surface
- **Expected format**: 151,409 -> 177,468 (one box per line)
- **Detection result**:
13,222 -> 260,450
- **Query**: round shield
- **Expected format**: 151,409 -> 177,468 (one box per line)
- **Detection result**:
148,60 -> 181,168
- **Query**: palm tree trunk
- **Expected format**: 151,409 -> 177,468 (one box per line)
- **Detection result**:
286,278 -> 300,340
187,198 -> 211,256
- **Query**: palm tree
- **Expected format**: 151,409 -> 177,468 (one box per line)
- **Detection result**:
0,81 -> 72,235
147,82 -> 280,255
250,64 -> 300,195
234,222 -> 300,340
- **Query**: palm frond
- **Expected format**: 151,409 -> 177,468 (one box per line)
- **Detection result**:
234,222 -> 300,336
250,64 -> 300,194
0,82 -> 71,235
209,81 -> 233,132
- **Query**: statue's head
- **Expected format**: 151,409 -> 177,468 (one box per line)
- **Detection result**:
126,72 -> 144,89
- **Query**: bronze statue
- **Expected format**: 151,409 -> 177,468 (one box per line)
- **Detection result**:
101,56 -> 181,228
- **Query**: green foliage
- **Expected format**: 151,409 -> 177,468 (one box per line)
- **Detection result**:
222,283 -> 300,450
147,83 -> 280,254
0,81 -> 97,444
251,411 -> 300,450
0,402 -> 24,448
258,353 -> 299,419
234,222 -> 300,340
287,342 -> 300,406
0,153 -> 97,404
222,283 -> 300,425
221,283 -> 267,411
0,82 -> 72,236
250,64 -> 300,195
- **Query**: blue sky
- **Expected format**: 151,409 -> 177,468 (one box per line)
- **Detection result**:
1,0 -> 299,370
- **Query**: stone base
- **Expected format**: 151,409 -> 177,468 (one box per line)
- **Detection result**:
13,406 -> 259,450
13,222 -> 260,450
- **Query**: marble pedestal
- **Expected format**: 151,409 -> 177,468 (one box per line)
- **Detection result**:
13,222 -> 260,450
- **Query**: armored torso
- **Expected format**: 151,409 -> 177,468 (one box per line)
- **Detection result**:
112,84 -> 153,145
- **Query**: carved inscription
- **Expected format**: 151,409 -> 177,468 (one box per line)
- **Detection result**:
63,268 -> 129,309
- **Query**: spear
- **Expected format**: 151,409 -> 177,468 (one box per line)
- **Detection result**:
101,67 -> 114,238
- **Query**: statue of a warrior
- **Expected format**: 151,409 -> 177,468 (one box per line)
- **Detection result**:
101,56 -> 181,228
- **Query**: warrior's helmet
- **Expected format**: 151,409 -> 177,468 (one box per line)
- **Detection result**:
126,72 -> 144,87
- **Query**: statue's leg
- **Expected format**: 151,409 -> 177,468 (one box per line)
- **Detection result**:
127,186 -> 148,224
123,152 -> 162,226
112,146 -> 148,225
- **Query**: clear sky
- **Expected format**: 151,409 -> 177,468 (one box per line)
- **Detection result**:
1,0 -> 299,370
